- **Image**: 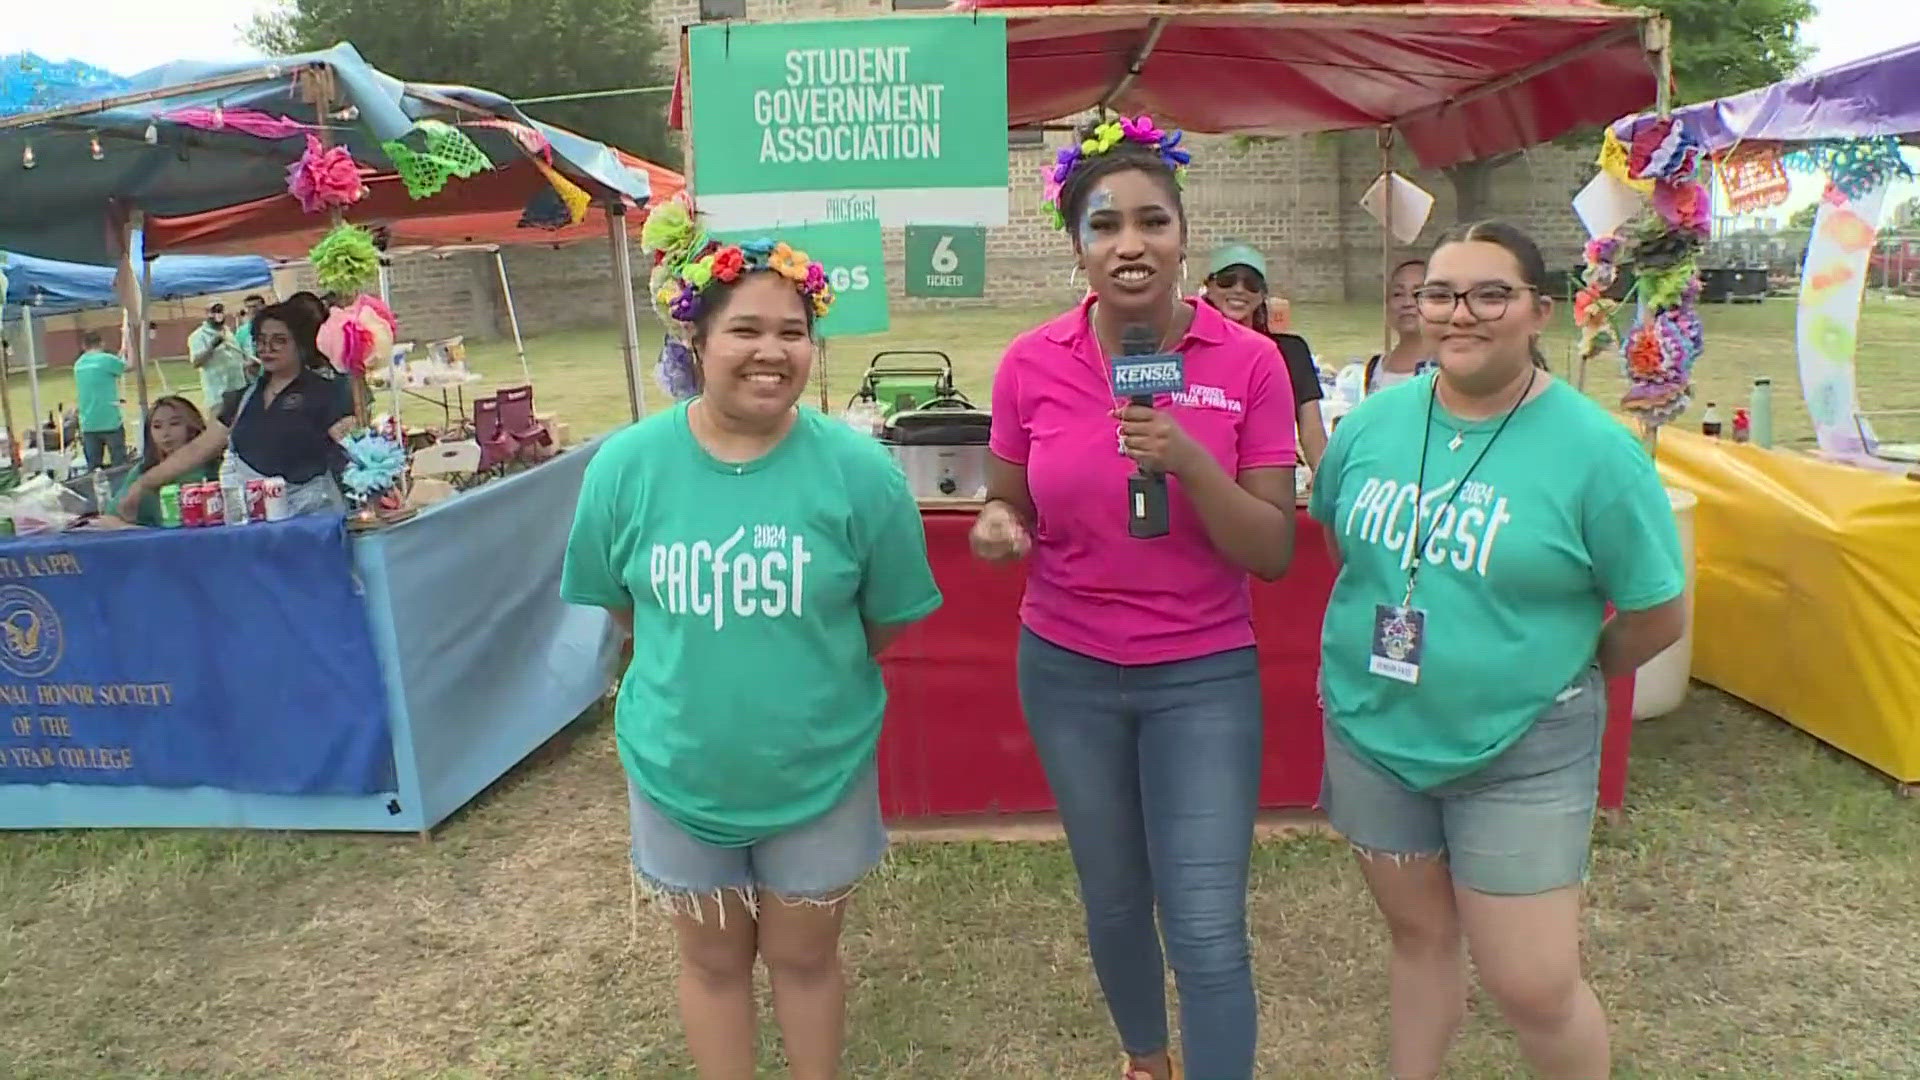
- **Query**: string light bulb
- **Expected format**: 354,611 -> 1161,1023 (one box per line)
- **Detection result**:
21,143 -> 34,169
144,122 -> 159,145
90,133 -> 104,161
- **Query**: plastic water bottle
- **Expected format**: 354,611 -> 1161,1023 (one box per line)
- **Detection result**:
91,470 -> 112,514
219,454 -> 248,526
1700,401 -> 1723,438
1749,377 -> 1774,449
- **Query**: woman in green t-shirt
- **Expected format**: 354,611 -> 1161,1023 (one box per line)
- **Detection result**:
1310,221 -> 1687,1080
560,198 -> 941,1078
108,396 -> 216,526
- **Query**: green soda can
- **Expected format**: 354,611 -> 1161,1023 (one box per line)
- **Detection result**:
158,484 -> 183,528
0,518 -> 13,538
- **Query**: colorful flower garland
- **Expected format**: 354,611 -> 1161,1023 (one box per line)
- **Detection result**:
641,194 -> 835,330
1590,116 -> 1710,427
1042,115 -> 1192,230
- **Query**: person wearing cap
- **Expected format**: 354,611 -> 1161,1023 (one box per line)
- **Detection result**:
1200,244 -> 1329,473
187,302 -> 250,410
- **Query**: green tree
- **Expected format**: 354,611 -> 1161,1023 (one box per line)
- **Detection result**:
1442,0 -> 1815,221
247,0 -> 676,164
1788,202 -> 1819,229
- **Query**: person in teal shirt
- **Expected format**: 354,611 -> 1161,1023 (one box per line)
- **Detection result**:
1310,222 -> 1685,1080
109,395 -> 216,526
73,332 -> 129,469
561,205 -> 940,1079
234,293 -> 268,372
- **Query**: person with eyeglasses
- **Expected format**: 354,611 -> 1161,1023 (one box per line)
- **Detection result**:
1200,243 -> 1329,473
1309,221 -> 1685,1080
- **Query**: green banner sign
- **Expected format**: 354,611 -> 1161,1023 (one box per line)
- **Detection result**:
687,15 -> 1010,230
904,226 -> 987,298
713,219 -> 890,338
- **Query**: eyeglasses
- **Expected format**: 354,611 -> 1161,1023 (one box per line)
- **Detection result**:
1209,269 -> 1265,292
1412,285 -> 1534,322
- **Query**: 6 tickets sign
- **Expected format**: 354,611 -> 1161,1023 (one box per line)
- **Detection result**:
687,16 -> 1010,230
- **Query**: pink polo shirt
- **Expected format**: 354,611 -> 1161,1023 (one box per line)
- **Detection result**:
990,296 -> 1298,665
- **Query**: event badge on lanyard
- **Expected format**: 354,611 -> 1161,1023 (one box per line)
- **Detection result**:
1369,369 -> 1535,685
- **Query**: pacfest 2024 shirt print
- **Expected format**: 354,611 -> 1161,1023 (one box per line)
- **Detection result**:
561,402 -> 942,847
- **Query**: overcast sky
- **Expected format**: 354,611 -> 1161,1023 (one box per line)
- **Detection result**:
6,0 -> 1915,77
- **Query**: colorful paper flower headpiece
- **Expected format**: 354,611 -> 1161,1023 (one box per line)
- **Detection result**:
640,194 -> 835,329
1041,115 -> 1192,230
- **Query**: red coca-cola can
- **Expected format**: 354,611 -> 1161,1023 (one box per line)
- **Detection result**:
245,479 -> 268,522
199,481 -> 225,527
179,482 -> 209,528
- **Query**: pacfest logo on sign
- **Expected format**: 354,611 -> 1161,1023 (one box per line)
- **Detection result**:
688,15 -> 1010,229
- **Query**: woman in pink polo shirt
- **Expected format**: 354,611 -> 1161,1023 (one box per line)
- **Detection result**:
970,117 -> 1298,1080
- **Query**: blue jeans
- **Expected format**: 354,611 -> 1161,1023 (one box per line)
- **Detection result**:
1017,628 -> 1263,1079
82,429 -> 128,470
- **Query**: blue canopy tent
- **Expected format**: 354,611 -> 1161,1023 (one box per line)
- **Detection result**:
1,249 -> 275,454
3,249 -> 272,313
0,44 -> 655,419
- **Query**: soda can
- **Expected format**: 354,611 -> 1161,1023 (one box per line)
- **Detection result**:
245,479 -> 268,523
179,482 -> 208,528
158,485 -> 183,528
261,476 -> 291,522
200,482 -> 225,527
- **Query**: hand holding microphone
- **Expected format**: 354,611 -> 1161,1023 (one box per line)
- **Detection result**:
1110,325 -> 1191,539
1110,402 -> 1199,477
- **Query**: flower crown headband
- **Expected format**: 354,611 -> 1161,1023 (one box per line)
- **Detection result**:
640,194 -> 835,328
1042,115 -> 1192,230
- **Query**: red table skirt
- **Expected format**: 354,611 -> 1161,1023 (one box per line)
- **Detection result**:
876,509 -> 1633,819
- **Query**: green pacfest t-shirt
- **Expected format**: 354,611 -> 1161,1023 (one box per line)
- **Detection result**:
561,401 -> 943,847
1309,372 -> 1684,791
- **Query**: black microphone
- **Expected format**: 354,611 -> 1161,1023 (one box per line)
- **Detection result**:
1111,324 -> 1184,539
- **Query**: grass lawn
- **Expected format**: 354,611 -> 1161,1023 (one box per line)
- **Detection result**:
3,296 -> 1919,1077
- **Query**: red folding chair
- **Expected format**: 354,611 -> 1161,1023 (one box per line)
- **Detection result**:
471,395 -> 516,473
494,384 -> 554,461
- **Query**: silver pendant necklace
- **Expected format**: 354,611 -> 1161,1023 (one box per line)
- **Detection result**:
1447,429 -> 1465,452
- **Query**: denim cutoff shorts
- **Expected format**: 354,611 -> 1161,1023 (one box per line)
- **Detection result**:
1321,665 -> 1607,896
626,761 -> 887,913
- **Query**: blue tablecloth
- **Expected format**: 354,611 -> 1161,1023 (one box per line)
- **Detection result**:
0,514 -> 392,795
0,442 -> 619,831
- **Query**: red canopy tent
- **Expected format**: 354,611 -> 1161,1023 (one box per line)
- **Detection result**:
950,0 -> 1665,168
143,150 -> 685,258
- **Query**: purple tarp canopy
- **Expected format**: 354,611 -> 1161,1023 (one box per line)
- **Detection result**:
1615,40 -> 1920,151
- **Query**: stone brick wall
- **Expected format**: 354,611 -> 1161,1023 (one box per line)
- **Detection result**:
375,0 -> 1597,340
279,250 -> 504,343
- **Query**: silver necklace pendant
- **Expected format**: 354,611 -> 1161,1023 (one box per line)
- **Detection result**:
1447,430 -> 1465,452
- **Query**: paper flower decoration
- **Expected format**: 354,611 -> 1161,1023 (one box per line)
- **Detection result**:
640,195 -> 834,329
287,134 -> 368,214
316,296 -> 399,376
308,223 -> 382,297
1042,115 -> 1192,230
339,430 -> 409,501
656,337 -> 699,400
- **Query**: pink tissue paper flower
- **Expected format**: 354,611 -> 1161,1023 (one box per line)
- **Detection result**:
286,134 -> 368,214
